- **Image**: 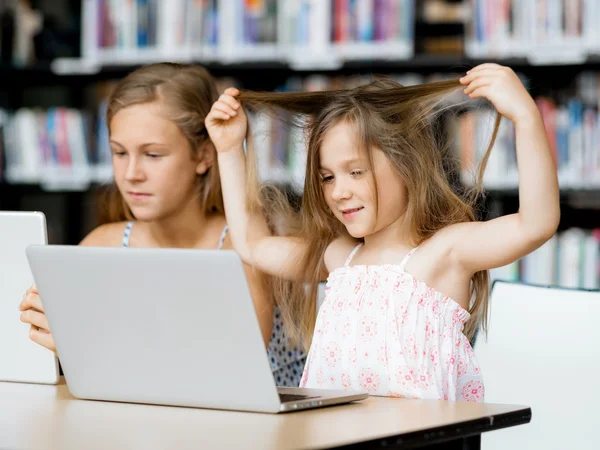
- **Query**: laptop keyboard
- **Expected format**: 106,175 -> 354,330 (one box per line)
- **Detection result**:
279,393 -> 319,403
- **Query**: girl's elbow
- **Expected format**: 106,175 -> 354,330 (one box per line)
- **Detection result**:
526,213 -> 560,246
241,247 -> 257,266
230,239 -> 255,266
543,207 -> 561,240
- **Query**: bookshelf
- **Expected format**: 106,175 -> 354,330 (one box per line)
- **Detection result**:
1,0 -> 599,289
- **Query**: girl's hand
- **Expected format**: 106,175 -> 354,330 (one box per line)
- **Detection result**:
18,284 -> 56,353
205,87 -> 247,153
460,63 -> 538,125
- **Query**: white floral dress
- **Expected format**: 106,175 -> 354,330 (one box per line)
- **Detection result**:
300,244 -> 484,401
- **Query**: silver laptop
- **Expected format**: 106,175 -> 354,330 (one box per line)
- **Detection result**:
26,246 -> 368,413
0,212 -> 59,384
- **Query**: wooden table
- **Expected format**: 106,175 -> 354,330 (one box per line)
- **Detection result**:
0,379 -> 531,449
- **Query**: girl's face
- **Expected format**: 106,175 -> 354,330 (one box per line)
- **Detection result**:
318,120 -> 407,239
109,101 -> 212,221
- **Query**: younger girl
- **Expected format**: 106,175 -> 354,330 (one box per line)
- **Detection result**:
205,63 -> 560,401
19,63 -> 306,387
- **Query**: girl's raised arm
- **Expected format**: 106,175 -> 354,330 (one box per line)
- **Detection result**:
206,88 -> 314,280
442,64 -> 560,273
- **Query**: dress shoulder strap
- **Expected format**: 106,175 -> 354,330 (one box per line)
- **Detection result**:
122,221 -> 134,248
344,243 -> 363,267
217,225 -> 229,250
398,247 -> 419,271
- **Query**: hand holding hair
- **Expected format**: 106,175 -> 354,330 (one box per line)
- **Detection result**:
460,63 -> 538,125
205,87 -> 247,153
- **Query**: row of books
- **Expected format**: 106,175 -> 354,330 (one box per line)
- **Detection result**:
3,71 -> 600,191
491,228 -> 600,291
73,0 -> 415,71
453,107 -> 600,190
247,71 -> 600,191
453,74 -> 600,190
0,108 -> 112,191
466,0 -> 600,63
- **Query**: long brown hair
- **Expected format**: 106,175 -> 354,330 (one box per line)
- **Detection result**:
240,78 -> 500,348
97,62 -> 223,223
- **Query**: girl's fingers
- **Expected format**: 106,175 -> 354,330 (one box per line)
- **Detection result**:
26,284 -> 38,295
209,110 -> 232,121
460,69 -> 500,85
219,94 -> 241,111
467,63 -> 503,74
213,103 -> 237,117
463,78 -> 492,95
19,290 -> 44,312
28,327 -> 56,353
467,86 -> 491,99
20,309 -> 50,331
224,87 -> 239,96
215,102 -> 238,117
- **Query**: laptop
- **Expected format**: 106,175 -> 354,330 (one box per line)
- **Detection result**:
0,211 -> 59,384
26,246 -> 368,413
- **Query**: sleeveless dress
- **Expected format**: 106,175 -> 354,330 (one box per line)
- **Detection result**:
122,221 -> 306,387
300,243 -> 484,401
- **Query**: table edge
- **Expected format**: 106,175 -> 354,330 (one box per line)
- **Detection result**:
323,406 -> 532,450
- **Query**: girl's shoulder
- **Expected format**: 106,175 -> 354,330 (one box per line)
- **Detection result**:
324,234 -> 361,273
79,221 -> 130,247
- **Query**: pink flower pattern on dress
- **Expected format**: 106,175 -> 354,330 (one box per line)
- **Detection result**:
389,315 -> 399,338
430,298 -> 441,318
316,369 -> 325,387
300,244 -> 483,402
393,277 -> 408,294
359,316 -> 378,341
315,317 -> 329,335
323,342 -> 342,367
359,368 -> 380,393
379,295 -> 389,311
342,372 -> 352,390
348,347 -> 357,365
446,353 -> 457,370
395,366 -> 433,391
465,341 -> 476,359
403,333 -> 419,360
457,357 -> 468,377
343,321 -> 353,336
333,296 -> 345,316
425,320 -> 436,342
417,288 -> 435,310
461,380 -> 485,402
428,346 -> 440,368
377,345 -> 387,364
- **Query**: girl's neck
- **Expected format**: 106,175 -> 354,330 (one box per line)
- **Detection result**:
141,199 -> 225,249
362,212 -> 415,253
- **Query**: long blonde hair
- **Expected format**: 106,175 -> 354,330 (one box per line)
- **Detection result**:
240,78 -> 500,348
97,62 -> 223,223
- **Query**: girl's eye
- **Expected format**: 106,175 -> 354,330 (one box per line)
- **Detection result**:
147,153 -> 162,159
112,150 -> 126,157
321,175 -> 334,183
351,170 -> 364,177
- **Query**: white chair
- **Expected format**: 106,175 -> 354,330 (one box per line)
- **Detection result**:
475,281 -> 600,450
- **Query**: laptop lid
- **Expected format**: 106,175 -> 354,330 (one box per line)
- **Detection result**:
27,246 -> 286,412
0,211 -> 59,384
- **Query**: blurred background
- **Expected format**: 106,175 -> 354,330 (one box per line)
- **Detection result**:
0,0 -> 598,289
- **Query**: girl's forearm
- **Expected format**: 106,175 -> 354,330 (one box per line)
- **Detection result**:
513,110 -> 560,240
217,145 -> 268,264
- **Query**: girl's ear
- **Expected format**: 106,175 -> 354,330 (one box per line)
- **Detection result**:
195,141 -> 215,175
